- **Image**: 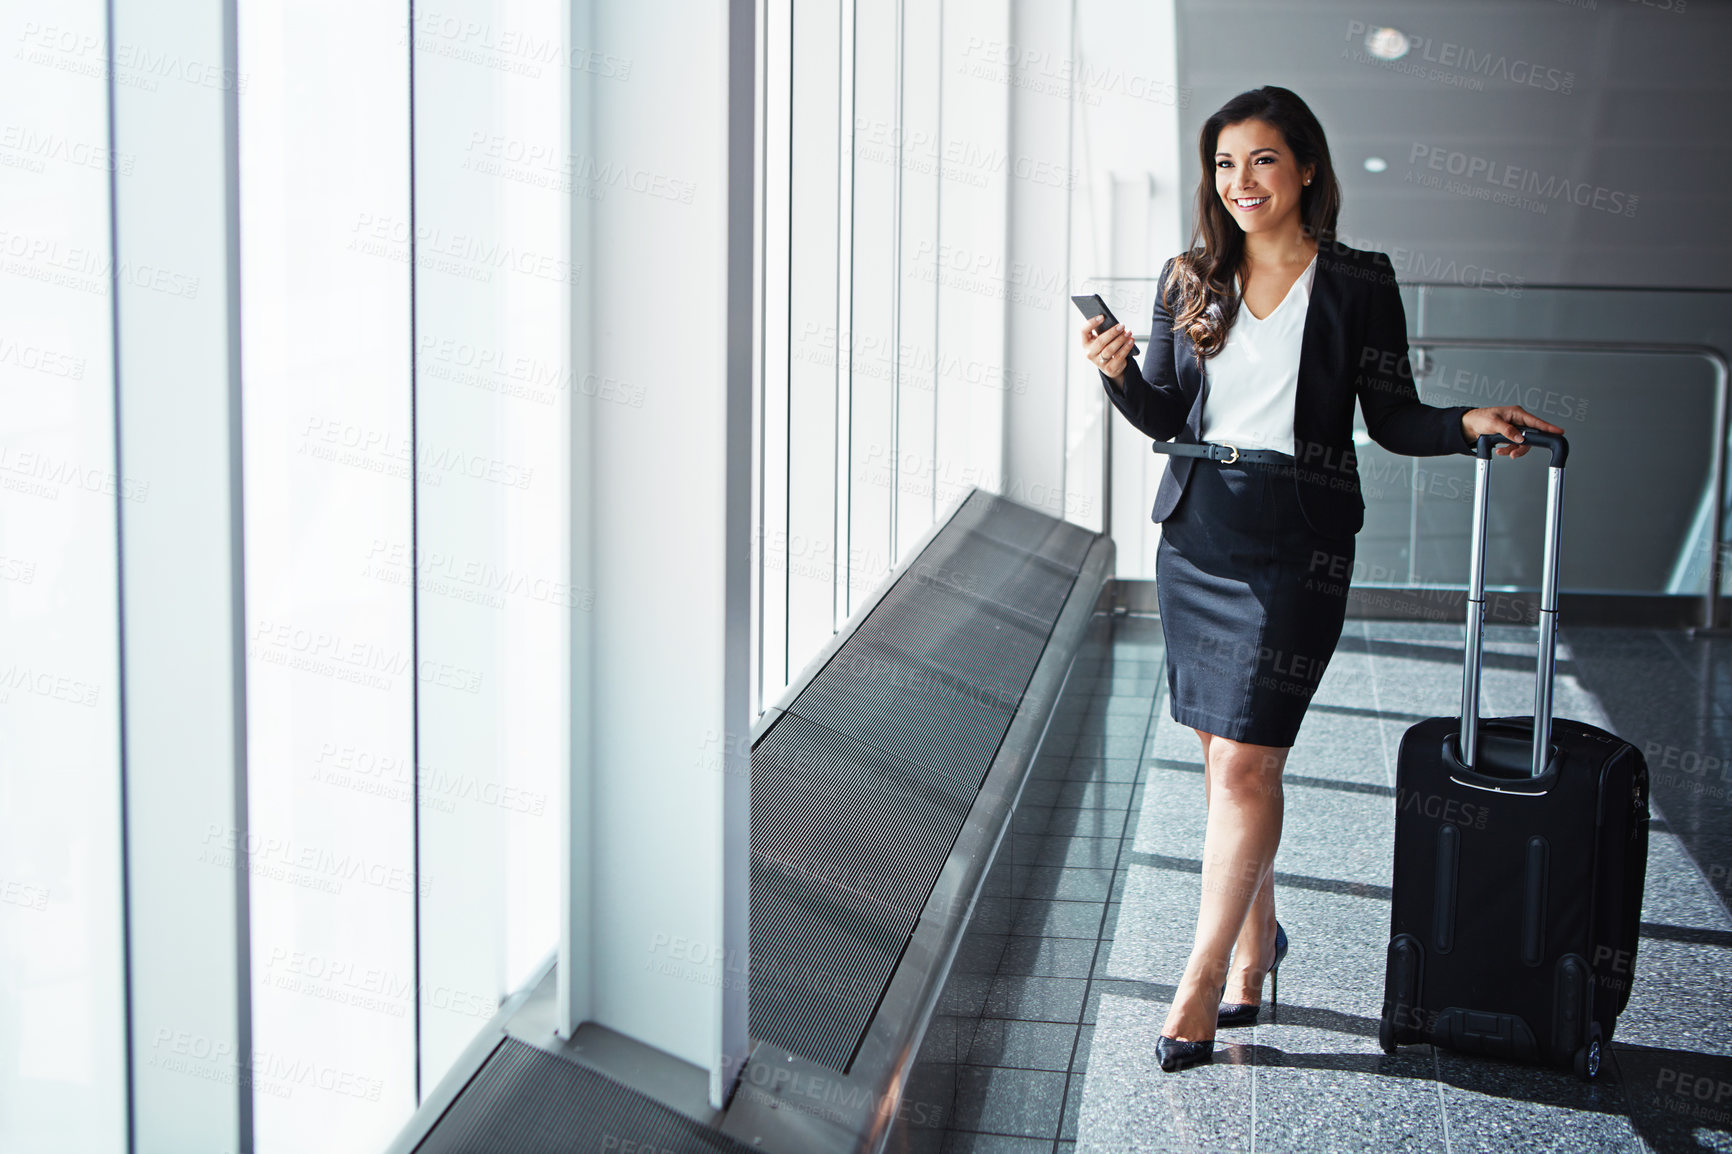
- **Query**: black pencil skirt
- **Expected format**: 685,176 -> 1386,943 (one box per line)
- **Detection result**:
1155,456 -> 1355,748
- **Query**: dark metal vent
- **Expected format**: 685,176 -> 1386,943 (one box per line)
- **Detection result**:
749,491 -> 1090,1072
753,711 -> 971,914
947,491 -> 1094,572
413,1038 -> 751,1154
856,577 -> 1051,705
747,851 -> 913,1073
915,526 -> 1078,625
788,636 -> 1015,799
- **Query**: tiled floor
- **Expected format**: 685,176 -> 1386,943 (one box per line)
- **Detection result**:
884,612 -> 1732,1153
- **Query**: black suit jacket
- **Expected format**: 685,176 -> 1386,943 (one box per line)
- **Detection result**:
1101,242 -> 1475,540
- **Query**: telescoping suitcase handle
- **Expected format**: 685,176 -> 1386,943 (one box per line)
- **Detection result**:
1460,430 -> 1569,779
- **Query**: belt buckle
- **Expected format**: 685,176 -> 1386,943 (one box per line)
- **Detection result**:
1219,442 -> 1240,464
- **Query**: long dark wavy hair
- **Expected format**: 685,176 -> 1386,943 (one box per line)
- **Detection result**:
1166,86 -> 1341,360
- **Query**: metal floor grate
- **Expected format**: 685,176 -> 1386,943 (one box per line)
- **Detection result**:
749,492 -> 1091,1072
413,1038 -> 752,1154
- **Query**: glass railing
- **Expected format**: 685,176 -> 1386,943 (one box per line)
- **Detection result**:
1079,277 -> 1732,624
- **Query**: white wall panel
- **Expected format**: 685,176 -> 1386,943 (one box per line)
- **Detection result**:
1005,0 -> 1079,528
759,0 -> 793,701
846,0 -> 900,612
0,5 -> 127,1150
239,3 -> 417,1148
892,0 -> 942,554
411,0 -> 569,1097
109,1 -> 249,1149
933,0 -> 1010,512
786,0 -> 846,661
568,0 -> 750,1105
1074,0 -> 1183,575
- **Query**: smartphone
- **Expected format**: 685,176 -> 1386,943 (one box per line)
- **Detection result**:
1071,294 -> 1140,358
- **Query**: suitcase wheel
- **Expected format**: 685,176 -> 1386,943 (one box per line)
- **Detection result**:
1574,1025 -> 1603,1081
1378,1013 -> 1397,1055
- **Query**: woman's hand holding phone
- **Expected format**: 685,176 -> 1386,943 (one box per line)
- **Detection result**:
1081,315 -> 1135,386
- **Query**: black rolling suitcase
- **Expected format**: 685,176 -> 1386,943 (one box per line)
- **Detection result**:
1378,431 -> 1650,1080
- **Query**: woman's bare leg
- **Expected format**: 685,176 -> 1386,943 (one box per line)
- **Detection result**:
1161,732 -> 1289,1041
1197,732 -> 1281,1005
1224,873 -> 1278,1004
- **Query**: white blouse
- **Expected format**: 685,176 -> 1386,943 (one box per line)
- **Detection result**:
1197,253 -> 1318,455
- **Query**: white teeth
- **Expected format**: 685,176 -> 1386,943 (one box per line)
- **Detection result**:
1234,197 -> 1268,208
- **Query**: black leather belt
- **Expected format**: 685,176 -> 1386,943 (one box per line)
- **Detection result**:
1151,440 -> 1295,465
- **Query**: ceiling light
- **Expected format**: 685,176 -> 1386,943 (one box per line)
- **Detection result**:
1363,157 -> 1388,173
1365,27 -> 1409,60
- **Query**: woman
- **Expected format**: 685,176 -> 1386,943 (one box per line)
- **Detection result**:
1078,86 -> 1561,1072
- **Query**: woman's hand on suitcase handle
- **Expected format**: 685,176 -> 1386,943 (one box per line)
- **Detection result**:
1081,316 -> 1134,386
1460,406 -> 1565,458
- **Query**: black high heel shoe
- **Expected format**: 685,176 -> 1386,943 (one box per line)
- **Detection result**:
1156,1033 -> 1215,1072
1217,921 -> 1288,1027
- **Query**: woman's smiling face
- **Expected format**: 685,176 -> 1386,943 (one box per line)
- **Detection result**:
1214,118 -> 1314,237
